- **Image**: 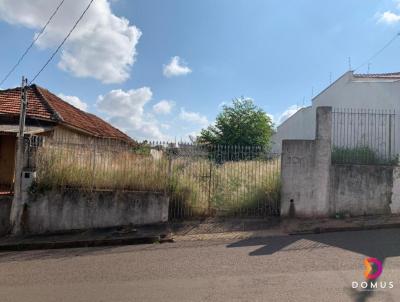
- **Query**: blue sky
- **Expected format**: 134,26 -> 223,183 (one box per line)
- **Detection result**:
1,0 -> 400,141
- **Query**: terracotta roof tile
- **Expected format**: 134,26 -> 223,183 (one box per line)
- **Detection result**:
0,85 -> 134,143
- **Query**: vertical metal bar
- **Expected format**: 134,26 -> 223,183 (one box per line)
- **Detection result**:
388,111 -> 392,162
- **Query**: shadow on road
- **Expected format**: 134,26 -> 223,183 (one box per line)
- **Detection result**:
227,228 -> 400,302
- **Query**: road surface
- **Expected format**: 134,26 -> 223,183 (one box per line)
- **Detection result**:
0,229 -> 400,302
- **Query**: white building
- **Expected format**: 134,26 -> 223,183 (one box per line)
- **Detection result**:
272,71 -> 400,154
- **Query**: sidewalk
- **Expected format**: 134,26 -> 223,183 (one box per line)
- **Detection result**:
172,215 -> 400,241
0,215 -> 399,251
286,214 -> 400,234
0,224 -> 172,252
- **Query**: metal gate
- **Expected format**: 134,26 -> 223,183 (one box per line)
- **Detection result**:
165,144 -> 281,220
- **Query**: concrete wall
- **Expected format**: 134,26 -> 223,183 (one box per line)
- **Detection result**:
272,71 -> 400,153
280,140 -> 315,216
391,167 -> 400,214
330,164 -> 393,216
0,196 -> 12,236
281,106 -> 400,218
24,190 -> 169,234
281,107 -> 332,217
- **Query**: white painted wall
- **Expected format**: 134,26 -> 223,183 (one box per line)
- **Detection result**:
272,71 -> 400,153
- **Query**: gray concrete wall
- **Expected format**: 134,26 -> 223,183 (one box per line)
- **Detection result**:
330,164 -> 392,216
391,167 -> 400,214
281,107 -> 332,217
0,196 -> 12,236
281,106 -> 400,218
25,190 -> 169,234
280,140 -> 315,217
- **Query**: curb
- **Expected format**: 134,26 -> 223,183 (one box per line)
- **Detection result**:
289,223 -> 400,235
0,234 -> 174,252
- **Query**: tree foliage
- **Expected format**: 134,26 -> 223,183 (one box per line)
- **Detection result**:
198,97 -> 274,146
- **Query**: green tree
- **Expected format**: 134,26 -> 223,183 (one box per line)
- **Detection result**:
198,97 -> 274,146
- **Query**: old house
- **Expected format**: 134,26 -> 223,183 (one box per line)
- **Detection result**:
0,84 -> 134,193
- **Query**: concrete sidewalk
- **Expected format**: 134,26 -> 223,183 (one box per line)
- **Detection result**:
172,215 -> 400,241
0,224 -> 172,252
287,214 -> 400,234
0,215 -> 400,251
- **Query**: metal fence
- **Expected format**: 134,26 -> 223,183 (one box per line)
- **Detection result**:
332,108 -> 397,165
33,137 -> 281,219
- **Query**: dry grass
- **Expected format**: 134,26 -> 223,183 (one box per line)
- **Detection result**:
35,145 -> 169,192
35,144 -> 281,217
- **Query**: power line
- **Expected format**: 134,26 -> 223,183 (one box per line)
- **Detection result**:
0,0 -> 66,87
354,32 -> 400,72
29,0 -> 95,85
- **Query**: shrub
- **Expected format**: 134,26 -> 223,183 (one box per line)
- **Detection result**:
332,146 -> 398,165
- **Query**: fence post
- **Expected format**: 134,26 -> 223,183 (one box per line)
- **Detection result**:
389,113 -> 392,161
208,159 -> 213,216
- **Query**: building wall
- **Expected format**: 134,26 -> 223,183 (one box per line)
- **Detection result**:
271,106 -> 314,152
0,135 -> 16,187
52,126 -> 99,144
272,71 -> 400,153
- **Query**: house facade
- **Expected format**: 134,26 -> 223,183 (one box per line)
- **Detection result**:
0,84 -> 135,193
272,71 -> 400,153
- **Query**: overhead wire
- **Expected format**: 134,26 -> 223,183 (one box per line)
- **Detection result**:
0,0 -> 66,87
29,0 -> 95,84
354,32 -> 400,72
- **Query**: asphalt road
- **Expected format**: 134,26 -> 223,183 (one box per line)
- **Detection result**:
0,229 -> 400,302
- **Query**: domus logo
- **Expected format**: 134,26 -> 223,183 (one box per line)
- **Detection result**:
364,258 -> 383,280
352,258 -> 394,290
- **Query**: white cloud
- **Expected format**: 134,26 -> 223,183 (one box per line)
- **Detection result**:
377,11 -> 400,24
58,93 -> 88,111
97,87 -> 152,118
163,56 -> 192,78
179,108 -> 208,127
153,100 -> 175,114
97,87 -> 167,140
0,0 -> 141,83
160,123 -> 171,130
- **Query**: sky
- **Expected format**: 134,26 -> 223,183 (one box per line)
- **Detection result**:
1,0 -> 400,141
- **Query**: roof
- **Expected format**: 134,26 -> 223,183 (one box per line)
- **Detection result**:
0,85 -> 134,143
353,72 -> 400,79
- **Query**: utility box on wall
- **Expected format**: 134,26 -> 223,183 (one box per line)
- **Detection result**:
21,170 -> 36,192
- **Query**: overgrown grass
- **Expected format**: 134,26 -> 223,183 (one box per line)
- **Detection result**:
35,146 -> 169,191
35,145 -> 281,218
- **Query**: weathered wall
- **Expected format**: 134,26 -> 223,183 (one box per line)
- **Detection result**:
330,164 -> 393,216
25,190 -> 169,234
281,106 -> 400,218
281,107 -> 332,217
0,196 -> 12,235
280,140 -> 315,217
391,167 -> 400,214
